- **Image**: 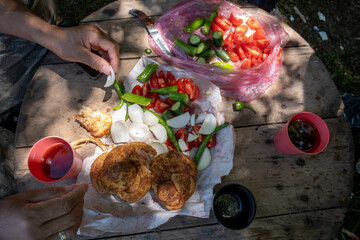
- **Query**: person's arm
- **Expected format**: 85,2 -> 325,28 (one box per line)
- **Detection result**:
0,0 -> 119,75
0,183 -> 89,239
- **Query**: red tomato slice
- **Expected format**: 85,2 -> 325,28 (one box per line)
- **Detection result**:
234,25 -> 248,37
176,78 -> 186,93
154,99 -> 170,113
229,13 -> 243,26
165,139 -> 175,151
132,85 -> 143,96
253,29 -> 266,40
212,22 -> 225,36
215,17 -> 231,31
235,44 -> 246,60
246,17 -> 261,29
224,30 -> 235,48
251,57 -> 258,67
262,53 -> 268,61
225,47 -> 239,62
175,128 -> 191,151
207,134 -> 217,148
255,38 -> 270,49
157,71 -> 166,88
183,78 -> 200,101
142,82 -> 151,97
241,58 -> 252,70
166,72 -> 177,86
243,45 -> 261,59
217,14 -> 233,26
164,97 -> 176,106
150,73 -> 159,88
146,92 -> 159,109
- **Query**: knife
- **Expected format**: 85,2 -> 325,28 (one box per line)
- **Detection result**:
129,9 -> 173,57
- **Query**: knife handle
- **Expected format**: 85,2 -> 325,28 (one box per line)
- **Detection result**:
129,9 -> 154,27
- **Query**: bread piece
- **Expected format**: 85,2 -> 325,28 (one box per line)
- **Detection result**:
150,150 -> 197,210
75,106 -> 112,137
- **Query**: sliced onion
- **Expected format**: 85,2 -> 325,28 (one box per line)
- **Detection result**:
111,120 -> 129,143
149,141 -> 168,155
190,114 -> 196,126
112,104 -> 127,122
178,138 -> 188,152
104,66 -> 115,88
128,122 -> 149,142
195,113 -> 206,124
197,147 -> 211,170
149,123 -> 167,143
187,133 -> 198,142
166,112 -> 190,129
143,110 -> 159,126
199,113 -> 217,135
128,104 -> 144,123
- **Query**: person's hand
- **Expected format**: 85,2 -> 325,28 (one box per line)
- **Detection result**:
0,183 -> 89,240
49,24 -> 120,75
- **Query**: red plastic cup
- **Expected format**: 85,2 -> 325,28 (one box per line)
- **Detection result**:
28,136 -> 83,182
274,112 -> 329,155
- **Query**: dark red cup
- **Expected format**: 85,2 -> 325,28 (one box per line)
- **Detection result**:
28,136 -> 83,183
274,112 -> 329,155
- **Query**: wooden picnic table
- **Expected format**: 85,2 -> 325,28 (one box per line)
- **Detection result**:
13,0 -> 354,239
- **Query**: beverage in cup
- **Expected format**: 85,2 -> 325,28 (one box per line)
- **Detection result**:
274,112 -> 329,155
212,184 -> 257,230
28,136 -> 83,183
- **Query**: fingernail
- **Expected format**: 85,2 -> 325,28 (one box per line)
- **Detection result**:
101,65 -> 111,75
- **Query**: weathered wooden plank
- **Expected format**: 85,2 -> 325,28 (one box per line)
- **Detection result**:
72,208 -> 346,239
15,117 -> 354,217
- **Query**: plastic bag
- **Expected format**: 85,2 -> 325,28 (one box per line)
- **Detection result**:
149,0 -> 289,101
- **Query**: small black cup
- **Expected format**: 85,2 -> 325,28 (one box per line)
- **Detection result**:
212,184 -> 257,230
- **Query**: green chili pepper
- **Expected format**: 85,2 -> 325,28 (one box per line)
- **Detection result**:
113,80 -> 125,110
150,85 -> 178,94
125,102 -> 131,121
121,93 -> 152,106
169,92 -> 189,105
201,0 -> 224,35
137,62 -> 158,82
144,109 -> 181,152
212,62 -> 234,70
194,122 -> 229,165
235,101 -> 256,114
184,17 -> 205,33
145,48 -> 152,54
174,38 -> 198,56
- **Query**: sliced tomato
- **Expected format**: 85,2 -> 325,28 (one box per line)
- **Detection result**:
142,82 -> 151,97
207,134 -> 217,148
262,53 -> 268,61
215,17 -> 231,31
235,43 -> 246,60
225,47 -> 239,62
166,71 -> 177,86
255,38 -> 270,49
164,97 -> 176,106
253,29 -> 266,40
234,35 -> 251,46
263,48 -> 271,54
234,25 -> 248,37
246,17 -> 261,29
183,78 -> 200,101
132,85 -> 143,96
146,92 -> 159,109
157,70 -> 167,88
241,58 -> 252,70
217,14 -> 233,26
257,58 -> 263,64
154,99 -> 170,113
211,22 -> 225,36
150,73 -> 159,88
251,57 -> 258,67
176,78 -> 186,93
176,128 -> 191,151
243,45 -> 261,59
165,139 -> 175,151
224,30 -> 235,48
229,13 -> 243,26
189,126 -> 203,147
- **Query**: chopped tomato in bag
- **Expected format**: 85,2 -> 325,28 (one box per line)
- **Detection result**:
229,13 -> 243,26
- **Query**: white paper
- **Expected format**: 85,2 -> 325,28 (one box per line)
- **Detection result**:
77,56 -> 235,237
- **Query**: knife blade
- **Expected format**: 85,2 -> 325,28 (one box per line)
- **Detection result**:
129,9 -> 173,57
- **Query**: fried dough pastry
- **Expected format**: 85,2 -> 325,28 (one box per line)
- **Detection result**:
90,142 -> 156,202
150,150 -> 197,210
75,106 -> 112,137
